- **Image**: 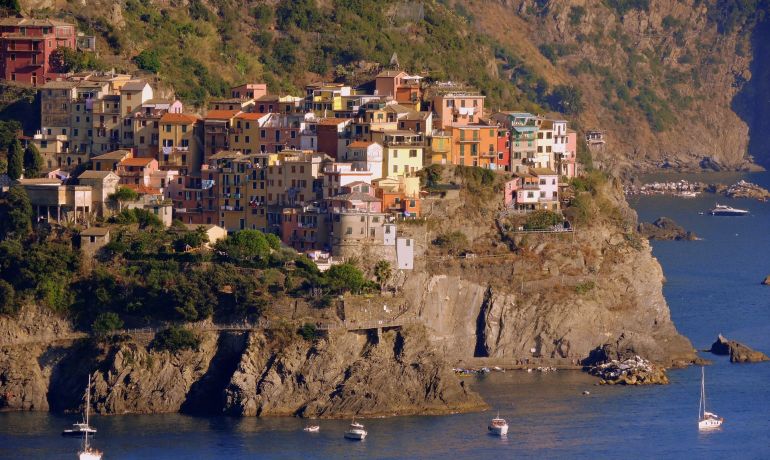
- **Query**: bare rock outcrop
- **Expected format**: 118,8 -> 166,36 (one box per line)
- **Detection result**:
0,345 -> 50,411
709,334 -> 769,363
638,217 -> 698,241
223,327 -> 484,418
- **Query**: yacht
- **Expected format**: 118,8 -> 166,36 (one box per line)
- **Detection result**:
63,375 -> 97,437
76,375 -> 103,460
488,412 -> 509,436
344,420 -> 367,440
709,204 -> 748,216
303,425 -> 320,433
698,367 -> 724,431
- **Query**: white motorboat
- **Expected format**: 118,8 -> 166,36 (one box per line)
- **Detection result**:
63,375 -> 97,437
344,420 -> 367,440
698,367 -> 723,431
488,412 -> 509,436
303,425 -> 320,433
709,204 -> 748,216
77,375 -> 103,460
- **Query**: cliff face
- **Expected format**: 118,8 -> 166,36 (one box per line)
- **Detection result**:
0,319 -> 483,417
462,0 -> 761,170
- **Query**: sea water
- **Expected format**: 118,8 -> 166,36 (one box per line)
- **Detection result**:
1,173 -> 769,459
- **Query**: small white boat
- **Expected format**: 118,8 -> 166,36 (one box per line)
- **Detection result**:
698,367 -> 723,431
709,204 -> 748,216
488,412 -> 508,436
344,420 -> 367,440
303,425 -> 320,433
77,375 -> 103,460
679,191 -> 698,198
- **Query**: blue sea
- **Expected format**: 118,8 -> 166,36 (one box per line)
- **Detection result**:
1,172 -> 769,459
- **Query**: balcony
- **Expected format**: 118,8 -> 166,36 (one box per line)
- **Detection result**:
220,205 -> 245,211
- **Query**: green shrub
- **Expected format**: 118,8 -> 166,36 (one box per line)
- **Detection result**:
111,208 -> 164,229
133,49 -> 161,73
299,323 -> 318,341
324,263 -> 368,295
152,326 -> 201,352
433,231 -> 469,254
575,281 -> 595,294
91,312 -> 124,337
524,210 -> 562,230
569,6 -> 586,25
0,280 -> 16,314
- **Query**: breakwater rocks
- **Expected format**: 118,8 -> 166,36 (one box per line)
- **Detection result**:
0,319 -> 484,418
625,179 -> 770,201
589,356 -> 669,385
709,335 -> 770,363
638,217 -> 698,241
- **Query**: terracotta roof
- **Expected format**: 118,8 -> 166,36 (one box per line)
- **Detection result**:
183,223 -> 222,232
376,70 -> 406,78
17,178 -> 61,185
78,170 -> 117,180
208,150 -> 243,161
91,150 -> 132,161
0,17 -> 73,27
317,118 -> 352,126
80,227 -> 111,237
235,112 -> 269,121
160,113 -> 199,124
327,192 -> 381,202
347,141 -> 375,149
256,95 -> 280,102
121,80 -> 148,92
204,109 -> 241,120
41,81 -> 78,89
120,157 -> 155,167
123,184 -> 161,195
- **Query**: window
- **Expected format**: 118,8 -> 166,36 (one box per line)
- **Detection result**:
393,165 -> 398,173
10,53 -> 15,61
346,227 -> 352,235
164,125 -> 171,132
182,125 -> 187,133
245,136 -> 250,143
260,129 -> 266,139
140,136 -> 145,143
181,139 -> 189,147
409,149 -> 417,158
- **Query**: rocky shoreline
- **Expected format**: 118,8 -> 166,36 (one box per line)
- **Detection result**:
625,179 -> 770,201
638,217 -> 698,241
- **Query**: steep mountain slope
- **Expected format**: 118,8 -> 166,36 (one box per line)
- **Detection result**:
13,0 -> 770,169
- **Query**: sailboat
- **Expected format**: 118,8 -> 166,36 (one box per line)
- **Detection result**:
698,367 -> 724,431
77,375 -> 103,460
344,419 -> 367,440
62,374 -> 97,437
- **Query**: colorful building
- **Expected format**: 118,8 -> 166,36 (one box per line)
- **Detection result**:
0,18 -> 76,86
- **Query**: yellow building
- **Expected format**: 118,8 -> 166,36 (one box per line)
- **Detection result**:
429,132 -> 451,165
159,113 -> 202,175
228,112 -> 271,154
376,131 -> 424,178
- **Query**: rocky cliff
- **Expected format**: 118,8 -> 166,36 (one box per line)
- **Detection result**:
0,317 -> 483,417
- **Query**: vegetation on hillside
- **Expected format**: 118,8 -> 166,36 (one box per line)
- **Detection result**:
0,187 -> 376,331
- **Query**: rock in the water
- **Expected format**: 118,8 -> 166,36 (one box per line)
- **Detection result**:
587,353 -> 669,385
761,276 -> 770,285
709,334 -> 770,363
638,217 -> 697,241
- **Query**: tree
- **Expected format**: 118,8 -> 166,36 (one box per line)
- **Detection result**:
0,186 -> 33,240
276,0 -> 320,30
432,231 -> 469,255
152,326 -> 201,352
0,280 -> 16,314
133,49 -> 161,73
91,311 -> 124,337
23,144 -> 43,178
6,139 -> 23,180
214,230 -> 272,266
374,260 -> 392,291
524,210 -> 563,230
548,85 -> 585,115
0,0 -> 21,15
325,263 -> 367,295
49,47 -> 81,73
173,226 -> 209,252
108,187 -> 139,211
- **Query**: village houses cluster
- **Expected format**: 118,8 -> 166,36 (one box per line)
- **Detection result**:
0,17 -> 579,268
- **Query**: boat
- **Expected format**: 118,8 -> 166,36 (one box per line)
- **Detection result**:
344,420 -> 367,440
698,367 -> 724,431
303,425 -> 320,433
709,204 -> 749,216
62,375 -> 97,437
679,191 -> 698,198
77,375 -> 103,460
488,412 -> 509,436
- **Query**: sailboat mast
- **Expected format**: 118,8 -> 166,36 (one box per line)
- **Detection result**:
700,367 -> 706,419
85,374 -> 91,427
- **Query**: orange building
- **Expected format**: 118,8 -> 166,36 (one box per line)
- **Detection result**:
448,122 -> 500,168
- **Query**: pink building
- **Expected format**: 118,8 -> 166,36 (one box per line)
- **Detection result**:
560,130 -> 578,178
431,90 -> 485,129
507,168 -> 560,211
117,157 -> 158,187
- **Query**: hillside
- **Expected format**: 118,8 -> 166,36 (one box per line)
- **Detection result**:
10,0 -> 770,169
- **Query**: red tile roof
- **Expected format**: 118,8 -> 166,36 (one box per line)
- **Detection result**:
120,157 -> 155,167
317,118 -> 352,126
205,109 -> 241,120
160,113 -> 199,124
235,112 -> 269,120
348,141 -> 375,148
